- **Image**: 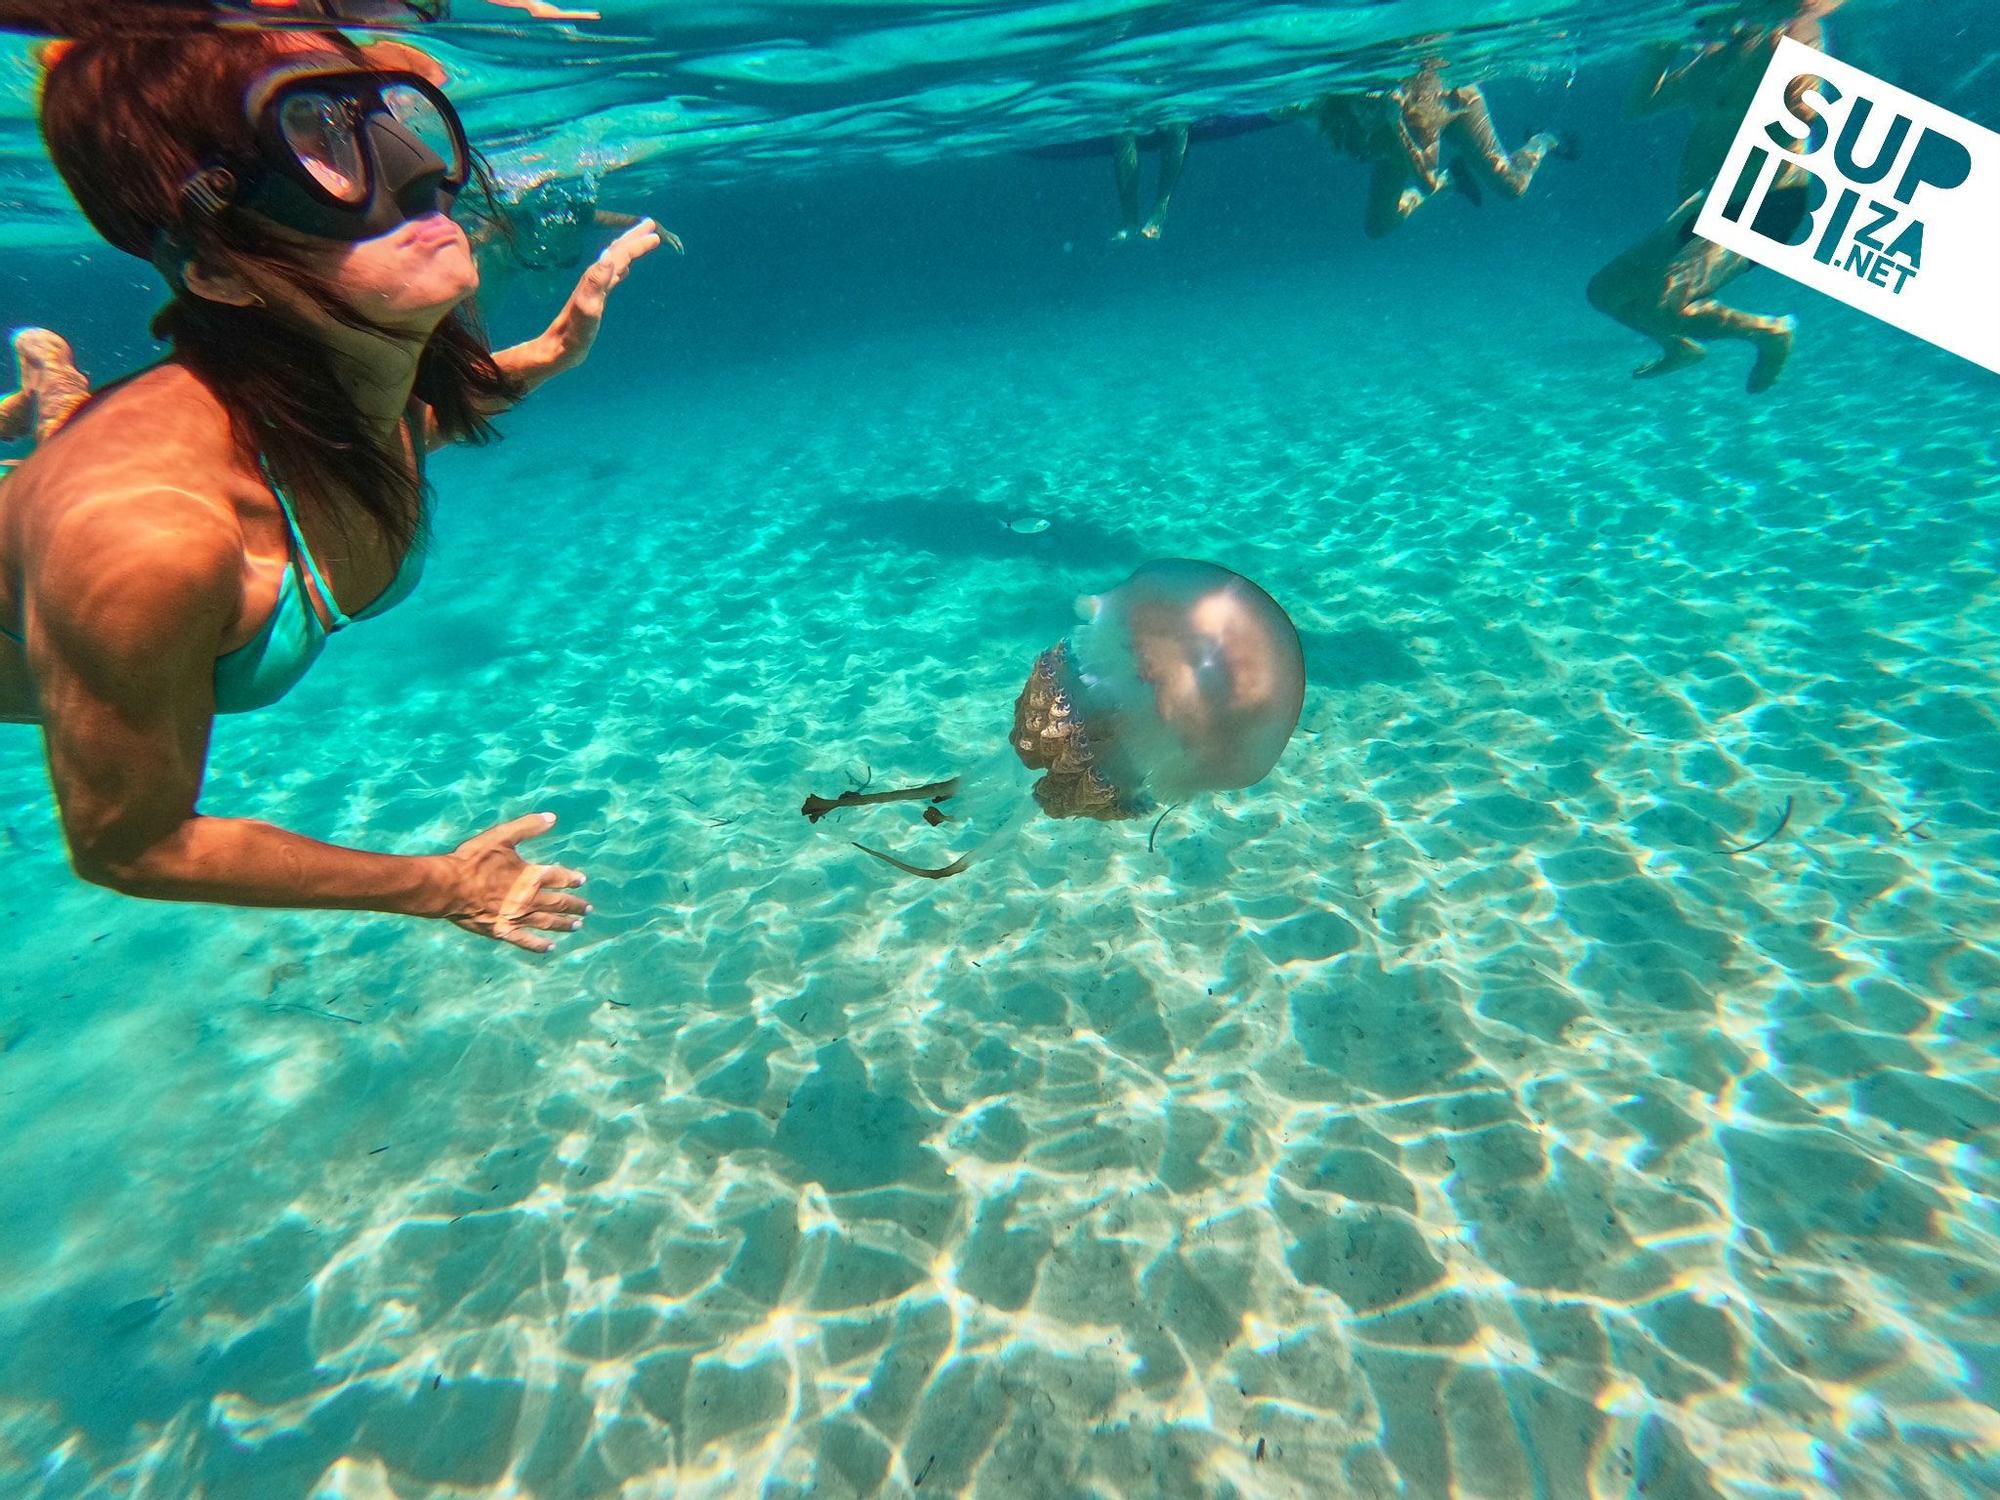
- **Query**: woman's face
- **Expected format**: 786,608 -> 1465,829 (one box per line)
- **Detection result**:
291,212 -> 481,333
241,37 -> 478,336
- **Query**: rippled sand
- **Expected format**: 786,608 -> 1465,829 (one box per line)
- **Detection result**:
1,259 -> 1996,1499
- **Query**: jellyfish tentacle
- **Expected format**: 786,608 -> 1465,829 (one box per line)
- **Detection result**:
1010,643 -> 1144,820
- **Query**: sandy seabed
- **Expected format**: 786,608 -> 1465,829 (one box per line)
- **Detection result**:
1,257 -> 1996,1499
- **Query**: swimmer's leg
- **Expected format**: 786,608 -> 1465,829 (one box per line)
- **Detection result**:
1362,159 -> 1425,238
1591,224 -> 1792,390
1655,238 -> 1796,391
1587,198 -> 1719,378
1632,337 -> 1708,379
1141,123 -> 1190,239
1678,186 -> 1802,392
1443,88 -> 1559,198
1113,131 -> 1142,242
1680,298 -> 1796,392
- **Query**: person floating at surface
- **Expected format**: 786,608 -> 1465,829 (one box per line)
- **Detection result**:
0,26 -> 666,951
1112,122 -> 1190,242
1585,0 -> 1845,393
0,327 -> 91,468
1309,59 -> 1570,239
471,168 -> 680,277
1026,114 -> 1282,243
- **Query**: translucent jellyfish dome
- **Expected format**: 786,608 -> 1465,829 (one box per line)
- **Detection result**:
1011,559 -> 1306,820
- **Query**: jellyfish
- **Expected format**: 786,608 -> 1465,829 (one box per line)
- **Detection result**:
800,559 -> 1306,877
1010,558 -> 1306,821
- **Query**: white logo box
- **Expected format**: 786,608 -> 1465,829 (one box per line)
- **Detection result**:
1695,34 -> 2000,375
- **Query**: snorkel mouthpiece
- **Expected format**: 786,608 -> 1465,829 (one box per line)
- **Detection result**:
368,112 -> 455,225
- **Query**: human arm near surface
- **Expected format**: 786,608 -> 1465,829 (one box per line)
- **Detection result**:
20,463 -> 588,950
1389,104 -> 1443,192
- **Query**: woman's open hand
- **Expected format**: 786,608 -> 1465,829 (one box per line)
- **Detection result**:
440,812 -> 590,953
548,218 -> 681,373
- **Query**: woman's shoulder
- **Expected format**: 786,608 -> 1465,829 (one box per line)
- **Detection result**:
7,365 -> 250,573
58,362 -> 235,459
27,366 -> 246,498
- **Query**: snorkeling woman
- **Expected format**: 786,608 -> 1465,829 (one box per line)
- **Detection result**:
0,27 -> 664,952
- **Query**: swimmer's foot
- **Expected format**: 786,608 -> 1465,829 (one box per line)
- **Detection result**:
1746,316 -> 1796,394
1111,226 -> 1136,245
1634,338 -> 1706,379
1140,218 -> 1165,240
1444,161 -> 1484,207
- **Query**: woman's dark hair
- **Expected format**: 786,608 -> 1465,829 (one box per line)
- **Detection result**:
38,25 -> 520,554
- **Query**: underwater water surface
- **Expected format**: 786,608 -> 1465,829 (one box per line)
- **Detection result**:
2,1 -> 1999,1497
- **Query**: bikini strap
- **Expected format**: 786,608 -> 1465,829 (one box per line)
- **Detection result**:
258,454 -> 351,631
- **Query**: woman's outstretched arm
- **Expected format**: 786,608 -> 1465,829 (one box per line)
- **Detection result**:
24,472 -> 587,950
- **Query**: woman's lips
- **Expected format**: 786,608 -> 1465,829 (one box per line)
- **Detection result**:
402,215 -> 463,249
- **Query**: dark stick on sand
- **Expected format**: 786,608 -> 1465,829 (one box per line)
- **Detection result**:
853,843 -> 972,880
1149,803 -> 1180,853
1721,795 -> 1794,855
801,776 -> 960,823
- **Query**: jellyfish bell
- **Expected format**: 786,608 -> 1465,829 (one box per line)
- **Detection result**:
1012,558 -> 1305,820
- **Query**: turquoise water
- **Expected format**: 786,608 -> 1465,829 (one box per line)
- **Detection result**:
4,2 -> 2000,1497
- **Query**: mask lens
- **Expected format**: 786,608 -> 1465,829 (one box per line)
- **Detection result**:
382,83 -> 466,187
279,92 -> 368,205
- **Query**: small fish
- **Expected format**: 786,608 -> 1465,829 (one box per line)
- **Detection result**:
106,1288 -> 173,1336
801,777 -> 959,823
1002,516 -> 1051,535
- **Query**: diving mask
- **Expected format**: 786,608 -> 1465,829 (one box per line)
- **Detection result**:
171,59 -> 468,246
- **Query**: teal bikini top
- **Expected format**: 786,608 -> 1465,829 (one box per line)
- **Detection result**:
0,449 -> 425,714
210,457 -> 426,713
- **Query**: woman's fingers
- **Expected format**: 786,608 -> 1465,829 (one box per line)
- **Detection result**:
438,817 -> 591,954
536,890 -> 591,918
503,863 -> 589,918
514,909 -> 582,933
602,219 -> 672,274
465,810 -> 558,853
569,220 -> 676,321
